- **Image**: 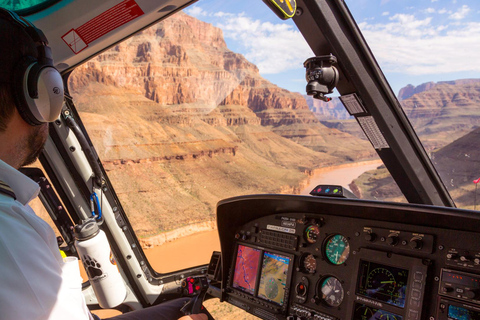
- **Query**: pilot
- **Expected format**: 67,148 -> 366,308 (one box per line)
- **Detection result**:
0,8 -> 206,320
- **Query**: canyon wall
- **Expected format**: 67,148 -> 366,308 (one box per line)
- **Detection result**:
68,12 -> 373,239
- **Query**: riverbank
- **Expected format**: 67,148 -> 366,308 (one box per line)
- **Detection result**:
141,159 -> 382,249
144,159 -> 383,272
298,159 -> 383,195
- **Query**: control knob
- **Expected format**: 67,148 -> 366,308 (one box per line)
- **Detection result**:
386,235 -> 399,246
446,253 -> 458,259
364,233 -> 376,242
408,239 -> 423,250
442,286 -> 453,293
464,289 -> 479,300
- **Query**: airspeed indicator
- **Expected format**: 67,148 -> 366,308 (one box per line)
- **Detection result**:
324,234 -> 350,265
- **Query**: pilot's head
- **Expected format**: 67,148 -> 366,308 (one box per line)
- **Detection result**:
0,8 -> 63,168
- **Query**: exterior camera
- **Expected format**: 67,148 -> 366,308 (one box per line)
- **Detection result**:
304,54 -> 339,102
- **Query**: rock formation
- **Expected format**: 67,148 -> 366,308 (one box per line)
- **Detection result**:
68,12 -> 373,237
399,79 -> 480,150
305,96 -> 352,121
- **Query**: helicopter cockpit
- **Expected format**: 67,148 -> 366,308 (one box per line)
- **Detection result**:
1,0 -> 479,319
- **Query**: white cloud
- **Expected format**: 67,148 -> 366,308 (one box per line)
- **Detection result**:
424,8 -> 436,14
212,13 -> 313,74
438,8 -> 448,14
431,0 -> 439,2
358,14 -> 480,76
449,5 -> 470,20
185,6 -> 207,17
382,11 -> 390,16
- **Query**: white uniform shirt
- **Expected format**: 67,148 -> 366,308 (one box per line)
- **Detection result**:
0,160 -> 92,320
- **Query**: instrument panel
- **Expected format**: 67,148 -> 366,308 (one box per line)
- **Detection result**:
215,195 -> 480,320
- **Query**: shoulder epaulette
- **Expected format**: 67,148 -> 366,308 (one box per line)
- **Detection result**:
0,180 -> 16,200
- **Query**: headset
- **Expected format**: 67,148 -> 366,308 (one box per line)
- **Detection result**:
0,8 -> 64,126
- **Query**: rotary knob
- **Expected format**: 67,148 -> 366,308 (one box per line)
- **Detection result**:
386,235 -> 399,246
464,289 -> 478,300
408,239 -> 423,250
446,253 -> 458,259
364,233 -> 377,242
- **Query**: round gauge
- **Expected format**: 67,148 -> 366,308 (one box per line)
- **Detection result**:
354,304 -> 375,319
377,310 -> 401,320
324,234 -> 350,265
300,253 -> 317,274
304,225 -> 320,244
366,267 -> 396,296
319,276 -> 344,307
354,303 -> 402,320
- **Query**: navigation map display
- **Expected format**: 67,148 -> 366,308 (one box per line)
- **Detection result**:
357,260 -> 409,308
232,245 -> 261,295
257,251 -> 290,306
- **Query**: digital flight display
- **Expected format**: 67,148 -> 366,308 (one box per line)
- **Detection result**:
257,251 -> 290,306
357,260 -> 409,308
232,245 -> 261,295
448,305 -> 480,320
353,303 -> 403,320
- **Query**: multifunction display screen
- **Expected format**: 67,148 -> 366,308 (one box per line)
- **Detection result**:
257,251 -> 290,306
231,245 -> 292,307
232,245 -> 261,294
448,305 -> 480,320
357,260 -> 409,308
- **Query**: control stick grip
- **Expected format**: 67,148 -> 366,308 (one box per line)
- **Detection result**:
180,276 -> 214,319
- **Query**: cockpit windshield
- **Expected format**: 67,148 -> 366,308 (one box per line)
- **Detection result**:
65,0 -> 479,274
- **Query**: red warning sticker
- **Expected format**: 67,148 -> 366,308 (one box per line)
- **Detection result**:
62,0 -> 144,54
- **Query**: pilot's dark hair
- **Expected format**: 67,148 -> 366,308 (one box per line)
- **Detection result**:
0,18 -> 38,132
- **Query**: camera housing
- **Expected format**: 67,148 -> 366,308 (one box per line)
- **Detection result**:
304,54 -> 339,102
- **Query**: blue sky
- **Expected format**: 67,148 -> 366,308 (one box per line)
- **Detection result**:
185,0 -> 480,96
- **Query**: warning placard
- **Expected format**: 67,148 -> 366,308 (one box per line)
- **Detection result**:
62,29 -> 88,54
62,0 -> 144,54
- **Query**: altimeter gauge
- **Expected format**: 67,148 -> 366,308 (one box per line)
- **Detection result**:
299,253 -> 317,274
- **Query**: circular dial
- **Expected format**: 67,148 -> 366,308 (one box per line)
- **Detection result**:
354,304 -> 401,320
300,253 -> 317,274
354,304 -> 375,319
324,234 -> 350,265
304,225 -> 320,244
366,267 -> 396,296
319,276 -> 344,307
376,310 -> 401,320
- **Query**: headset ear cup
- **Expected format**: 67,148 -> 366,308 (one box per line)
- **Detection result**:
12,56 -> 43,126
35,66 -> 64,122
12,56 -> 64,125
